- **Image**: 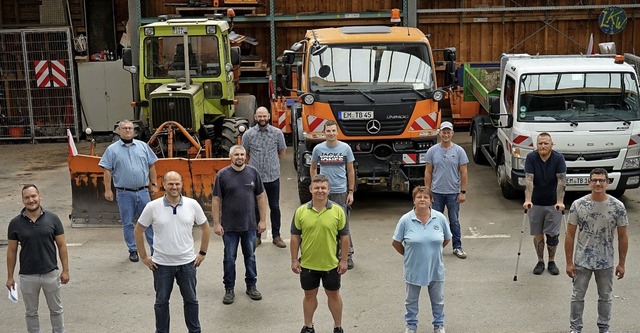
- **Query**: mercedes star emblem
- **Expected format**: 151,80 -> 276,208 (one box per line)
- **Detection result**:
366,119 -> 381,134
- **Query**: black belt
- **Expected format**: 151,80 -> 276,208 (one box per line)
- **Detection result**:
116,186 -> 148,192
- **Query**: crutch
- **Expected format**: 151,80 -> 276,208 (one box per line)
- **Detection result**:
561,210 -> 568,235
513,209 -> 528,281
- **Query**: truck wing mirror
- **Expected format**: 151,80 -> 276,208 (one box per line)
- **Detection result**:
488,96 -> 513,128
121,48 -> 137,74
282,50 -> 296,65
283,64 -> 293,91
443,47 -> 457,62
231,46 -> 241,66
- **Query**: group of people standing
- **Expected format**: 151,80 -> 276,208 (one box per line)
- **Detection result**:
4,113 -> 629,333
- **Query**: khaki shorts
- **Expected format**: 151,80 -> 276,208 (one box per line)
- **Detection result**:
528,205 -> 561,236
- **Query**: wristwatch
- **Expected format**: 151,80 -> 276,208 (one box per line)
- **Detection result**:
198,251 -> 207,256
151,182 -> 157,187
460,190 -> 467,194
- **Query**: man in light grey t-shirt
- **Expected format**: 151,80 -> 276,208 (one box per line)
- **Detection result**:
310,120 -> 356,270
424,121 -> 469,259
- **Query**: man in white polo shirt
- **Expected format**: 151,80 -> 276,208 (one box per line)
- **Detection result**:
134,171 -> 210,333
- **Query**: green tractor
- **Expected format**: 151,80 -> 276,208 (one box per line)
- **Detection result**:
123,15 -> 251,157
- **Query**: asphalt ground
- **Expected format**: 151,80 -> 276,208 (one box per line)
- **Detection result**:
1,134 -> 639,333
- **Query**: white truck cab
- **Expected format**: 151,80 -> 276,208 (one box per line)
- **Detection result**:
472,54 -> 640,198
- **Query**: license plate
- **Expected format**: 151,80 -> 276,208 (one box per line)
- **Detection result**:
173,27 -> 188,35
566,176 -> 589,185
340,111 -> 373,120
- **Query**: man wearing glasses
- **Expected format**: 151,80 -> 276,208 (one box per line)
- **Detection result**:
99,119 -> 158,262
565,168 -> 628,333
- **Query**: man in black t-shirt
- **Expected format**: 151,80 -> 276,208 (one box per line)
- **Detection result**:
6,184 -> 70,333
212,145 -> 267,305
523,132 -> 566,276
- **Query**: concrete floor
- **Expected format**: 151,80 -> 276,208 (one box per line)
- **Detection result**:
1,133 -> 639,333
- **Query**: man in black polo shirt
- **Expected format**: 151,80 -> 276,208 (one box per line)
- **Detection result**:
6,184 -> 70,333
523,132 -> 566,276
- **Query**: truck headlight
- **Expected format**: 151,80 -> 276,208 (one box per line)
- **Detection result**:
623,157 -> 640,169
623,146 -> 640,169
512,146 -> 531,170
303,152 -> 313,166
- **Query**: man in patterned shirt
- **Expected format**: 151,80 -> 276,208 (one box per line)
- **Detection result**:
242,106 -> 287,248
565,168 -> 628,333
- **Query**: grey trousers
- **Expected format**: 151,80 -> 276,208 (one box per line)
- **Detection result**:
20,269 -> 65,333
570,266 -> 614,333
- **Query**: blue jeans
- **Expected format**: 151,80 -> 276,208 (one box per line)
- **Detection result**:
223,231 -> 257,289
116,188 -> 154,252
153,262 -> 200,333
570,266 -> 614,333
255,179 -> 282,238
432,193 -> 462,249
405,281 -> 445,330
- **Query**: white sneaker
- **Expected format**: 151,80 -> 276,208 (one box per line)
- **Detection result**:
405,327 -> 416,333
434,326 -> 445,333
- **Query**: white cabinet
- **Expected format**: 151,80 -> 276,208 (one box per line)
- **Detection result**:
77,60 -> 133,132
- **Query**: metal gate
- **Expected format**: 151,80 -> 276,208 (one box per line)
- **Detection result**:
0,28 -> 78,141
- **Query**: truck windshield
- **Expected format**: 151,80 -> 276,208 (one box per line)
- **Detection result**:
308,43 -> 434,92
143,36 -> 221,79
517,72 -> 640,123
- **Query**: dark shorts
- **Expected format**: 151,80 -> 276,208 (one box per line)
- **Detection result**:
300,267 -> 341,291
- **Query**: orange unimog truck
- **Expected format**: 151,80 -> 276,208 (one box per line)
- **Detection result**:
282,25 -> 456,203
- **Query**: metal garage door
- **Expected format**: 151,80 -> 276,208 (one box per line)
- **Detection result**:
0,28 -> 78,141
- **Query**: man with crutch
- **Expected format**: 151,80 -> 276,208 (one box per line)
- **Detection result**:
522,132 -> 566,275
565,168 -> 628,333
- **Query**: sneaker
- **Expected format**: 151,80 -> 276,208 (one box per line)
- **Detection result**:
300,325 -> 315,333
333,327 -> 344,333
255,238 -> 262,248
405,327 -> 417,333
569,330 -> 580,333
222,289 -> 234,304
347,257 -> 354,270
453,248 -> 467,259
246,286 -> 262,300
547,261 -> 560,275
129,251 -> 139,262
434,326 -> 446,333
533,261 -> 545,275
272,237 -> 287,248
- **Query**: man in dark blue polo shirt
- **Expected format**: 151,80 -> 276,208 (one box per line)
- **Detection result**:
523,132 -> 566,276
6,184 -> 70,333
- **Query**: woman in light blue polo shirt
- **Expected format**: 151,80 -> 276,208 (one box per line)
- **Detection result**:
392,186 -> 452,333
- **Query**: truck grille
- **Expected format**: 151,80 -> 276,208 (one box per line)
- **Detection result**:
562,151 -> 620,162
150,97 -> 193,129
331,102 -> 415,136
339,119 -> 409,136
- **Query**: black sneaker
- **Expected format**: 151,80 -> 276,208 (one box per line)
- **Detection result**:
222,289 -> 235,304
347,258 -> 354,270
246,286 -> 262,300
129,251 -> 139,262
300,325 -> 315,333
333,327 -> 344,333
533,261 -> 545,275
547,261 -> 560,275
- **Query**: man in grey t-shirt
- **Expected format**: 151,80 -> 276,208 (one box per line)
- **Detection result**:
424,121 -> 469,259
310,120 -> 356,270
565,168 -> 628,333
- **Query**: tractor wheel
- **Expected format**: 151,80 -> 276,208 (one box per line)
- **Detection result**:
220,117 -> 250,157
298,178 -> 312,204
